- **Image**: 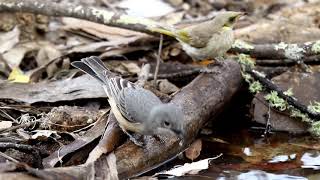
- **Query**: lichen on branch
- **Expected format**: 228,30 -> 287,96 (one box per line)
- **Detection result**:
0,0 -> 170,35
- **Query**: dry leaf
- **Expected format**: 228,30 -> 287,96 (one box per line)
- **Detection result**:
31,130 -> 60,140
120,62 -> 141,74
158,79 -> 179,94
8,67 -> 30,83
159,154 -> 222,176
185,139 -> 202,161
2,42 -> 39,69
0,121 -> 12,130
36,43 -> 61,66
62,17 -> 146,40
0,26 -> 20,54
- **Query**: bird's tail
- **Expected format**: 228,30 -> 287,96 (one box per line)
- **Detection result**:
71,56 -> 112,84
151,26 -> 178,38
151,26 -> 190,44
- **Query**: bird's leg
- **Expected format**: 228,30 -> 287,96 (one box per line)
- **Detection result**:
212,56 -> 225,66
121,128 -> 145,147
192,59 -> 214,66
193,56 -> 225,73
199,57 -> 225,73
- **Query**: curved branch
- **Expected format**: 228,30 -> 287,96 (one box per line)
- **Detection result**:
0,0 -> 167,36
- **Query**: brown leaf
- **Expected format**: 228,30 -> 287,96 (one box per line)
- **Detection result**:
0,74 -> 106,104
2,42 -> 39,69
185,139 -> 202,161
85,113 -> 124,164
0,26 -> 20,54
43,111 -> 109,168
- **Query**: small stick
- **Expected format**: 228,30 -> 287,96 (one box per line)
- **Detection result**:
153,34 -> 164,87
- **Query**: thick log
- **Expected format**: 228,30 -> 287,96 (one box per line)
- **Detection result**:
0,60 -> 242,179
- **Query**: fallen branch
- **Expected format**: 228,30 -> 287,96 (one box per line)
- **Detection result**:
0,0 -> 169,36
0,143 -> 43,168
231,41 -> 320,60
256,54 -> 320,66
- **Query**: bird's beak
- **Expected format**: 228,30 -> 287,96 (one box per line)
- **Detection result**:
235,12 -> 245,20
172,129 -> 185,146
173,129 -> 184,139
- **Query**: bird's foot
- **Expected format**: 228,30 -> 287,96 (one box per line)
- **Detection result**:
200,67 -> 216,73
192,59 -> 214,66
209,57 -> 224,67
122,129 -> 145,147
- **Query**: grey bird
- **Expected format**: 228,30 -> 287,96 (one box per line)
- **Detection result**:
71,56 -> 184,145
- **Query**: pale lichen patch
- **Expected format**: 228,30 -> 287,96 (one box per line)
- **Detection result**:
232,39 -> 254,50
284,44 -> 305,60
90,7 -> 114,23
274,42 -> 288,50
275,42 -> 305,60
74,5 -> 83,13
311,41 -> 320,53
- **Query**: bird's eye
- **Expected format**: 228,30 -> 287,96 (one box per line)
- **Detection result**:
164,121 -> 171,127
229,16 -> 236,22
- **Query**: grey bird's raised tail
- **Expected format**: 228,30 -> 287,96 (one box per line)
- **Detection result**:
71,56 -> 113,84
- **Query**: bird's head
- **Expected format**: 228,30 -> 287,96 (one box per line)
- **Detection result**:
216,11 -> 244,29
146,104 -> 184,140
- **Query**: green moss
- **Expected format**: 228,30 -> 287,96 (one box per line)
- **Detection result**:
238,54 -> 255,68
309,121 -> 320,137
241,72 -> 252,83
265,91 -> 287,111
290,108 -> 312,123
249,81 -> 262,93
308,101 -> 320,113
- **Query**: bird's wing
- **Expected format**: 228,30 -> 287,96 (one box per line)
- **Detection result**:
178,20 -> 224,48
106,76 -> 138,123
72,56 -> 162,124
118,87 -> 162,124
71,56 -> 139,123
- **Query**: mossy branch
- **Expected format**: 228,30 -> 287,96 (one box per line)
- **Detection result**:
244,66 -> 320,120
231,40 -> 320,61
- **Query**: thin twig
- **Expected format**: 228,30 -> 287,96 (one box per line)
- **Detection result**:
0,151 -> 20,164
153,34 -> 164,87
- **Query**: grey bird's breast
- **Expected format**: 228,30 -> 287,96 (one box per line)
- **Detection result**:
180,28 -> 234,61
